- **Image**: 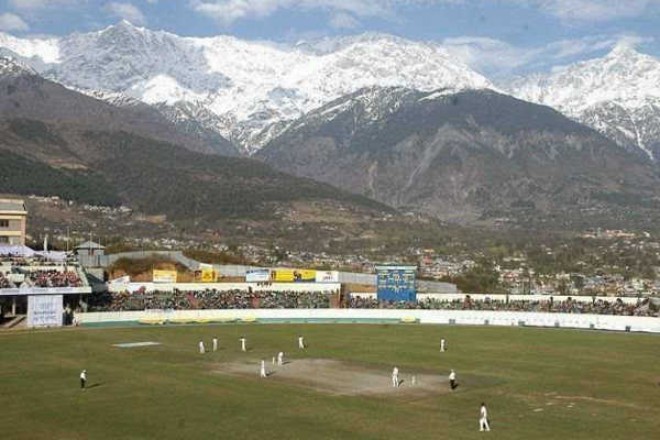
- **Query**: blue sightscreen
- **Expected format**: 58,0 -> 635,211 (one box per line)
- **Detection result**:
376,266 -> 417,301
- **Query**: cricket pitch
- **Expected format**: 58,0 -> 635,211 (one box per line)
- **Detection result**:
216,358 -> 451,396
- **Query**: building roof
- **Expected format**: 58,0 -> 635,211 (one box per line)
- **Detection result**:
75,241 -> 105,250
0,198 -> 26,213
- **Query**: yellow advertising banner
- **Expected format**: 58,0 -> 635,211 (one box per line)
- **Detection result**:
269,269 -> 316,282
201,267 -> 216,283
153,269 -> 177,283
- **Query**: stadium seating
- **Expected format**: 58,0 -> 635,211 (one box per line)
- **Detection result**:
0,254 -> 85,289
86,289 -> 658,316
87,289 -> 333,312
0,272 -> 13,288
23,270 -> 82,288
348,296 -> 657,317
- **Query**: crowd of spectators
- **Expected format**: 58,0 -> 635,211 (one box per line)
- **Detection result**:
348,296 -> 658,317
85,289 -> 659,316
0,255 -> 29,266
1,252 -> 83,289
0,254 -> 73,266
22,270 -> 82,288
88,288 -> 334,312
0,272 -> 13,289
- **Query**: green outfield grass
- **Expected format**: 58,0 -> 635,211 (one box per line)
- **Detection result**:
0,324 -> 658,439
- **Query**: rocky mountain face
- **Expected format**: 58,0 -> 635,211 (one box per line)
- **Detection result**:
0,22 -> 491,154
0,56 -> 393,228
258,87 -> 660,225
0,56 -> 238,156
508,45 -> 660,162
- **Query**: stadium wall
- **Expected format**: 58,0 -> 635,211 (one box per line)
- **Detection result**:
108,282 -> 341,293
77,309 -> 660,333
0,286 -> 91,296
351,293 -> 645,305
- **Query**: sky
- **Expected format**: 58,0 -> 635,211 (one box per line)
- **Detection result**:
0,0 -> 659,77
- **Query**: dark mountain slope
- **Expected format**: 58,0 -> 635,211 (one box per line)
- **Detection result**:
0,56 -> 238,156
0,58 -> 394,227
259,87 -> 659,225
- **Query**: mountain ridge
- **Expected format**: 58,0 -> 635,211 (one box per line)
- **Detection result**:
0,22 -> 492,154
0,55 -> 238,157
0,58 -> 398,240
507,44 -> 660,161
258,86 -> 660,226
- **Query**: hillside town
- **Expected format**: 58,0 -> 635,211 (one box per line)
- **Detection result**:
13,196 -> 660,297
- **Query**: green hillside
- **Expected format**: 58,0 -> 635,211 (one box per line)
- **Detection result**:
0,150 -> 120,206
0,123 -> 392,223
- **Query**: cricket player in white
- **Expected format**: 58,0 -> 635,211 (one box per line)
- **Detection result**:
277,351 -> 284,366
440,338 -> 446,352
449,369 -> 457,390
212,337 -> 218,352
480,402 -> 491,431
199,340 -> 205,354
240,337 -> 247,352
298,336 -> 305,349
260,360 -> 267,378
392,367 -> 399,388
80,369 -> 87,390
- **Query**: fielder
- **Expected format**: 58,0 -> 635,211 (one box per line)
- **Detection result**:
260,360 -> 267,378
80,369 -> 87,390
298,335 -> 305,349
277,351 -> 284,366
199,340 -> 205,354
212,337 -> 218,352
449,369 -> 457,390
392,367 -> 399,388
479,402 -> 491,432
440,338 -> 446,352
240,336 -> 247,352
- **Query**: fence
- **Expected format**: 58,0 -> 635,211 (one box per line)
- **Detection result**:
77,309 -> 660,333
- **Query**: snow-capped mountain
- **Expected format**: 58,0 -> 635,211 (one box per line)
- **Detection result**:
0,54 -> 237,157
509,44 -> 660,161
0,55 -> 36,78
0,21 -> 492,154
258,86 -> 660,224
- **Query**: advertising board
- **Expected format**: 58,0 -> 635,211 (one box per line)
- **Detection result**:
200,264 -> 217,283
27,294 -> 63,328
315,271 -> 339,283
246,269 -> 270,282
270,269 -> 316,282
153,270 -> 177,284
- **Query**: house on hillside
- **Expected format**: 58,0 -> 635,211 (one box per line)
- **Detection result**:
0,198 -> 27,246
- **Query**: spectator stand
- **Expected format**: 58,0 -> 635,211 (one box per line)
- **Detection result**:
0,246 -> 92,328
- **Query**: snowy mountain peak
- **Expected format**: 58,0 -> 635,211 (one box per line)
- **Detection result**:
0,55 -> 36,77
605,41 -> 645,59
96,20 -> 153,41
0,25 -> 492,154
510,47 -> 660,161
115,19 -> 141,29
296,32 -> 428,55
0,32 -> 60,64
512,46 -> 660,114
